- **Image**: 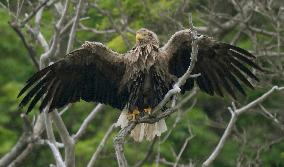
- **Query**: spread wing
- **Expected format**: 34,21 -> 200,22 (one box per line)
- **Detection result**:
162,30 -> 263,98
18,42 -> 129,113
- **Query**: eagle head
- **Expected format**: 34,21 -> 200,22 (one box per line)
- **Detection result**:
136,28 -> 159,46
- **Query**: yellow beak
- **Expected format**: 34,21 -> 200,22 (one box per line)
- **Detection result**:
136,33 -> 144,42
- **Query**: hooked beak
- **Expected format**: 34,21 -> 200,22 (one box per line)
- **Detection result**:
136,32 -> 144,42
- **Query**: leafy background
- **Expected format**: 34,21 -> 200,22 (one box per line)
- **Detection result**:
0,0 -> 283,166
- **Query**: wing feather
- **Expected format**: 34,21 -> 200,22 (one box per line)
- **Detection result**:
201,61 -> 224,97
18,43 -> 129,113
229,50 -> 262,71
26,84 -> 49,113
164,30 -> 262,98
229,56 -> 259,81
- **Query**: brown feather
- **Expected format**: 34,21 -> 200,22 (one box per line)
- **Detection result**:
229,50 -> 263,71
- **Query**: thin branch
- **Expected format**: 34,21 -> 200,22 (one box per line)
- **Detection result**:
73,104 -> 105,142
46,141 -> 65,167
40,0 -> 70,68
20,0 -> 49,27
114,122 -> 137,167
133,137 -> 158,167
258,104 -> 284,131
0,134 -> 30,167
50,111 -> 75,167
66,0 -> 84,52
9,22 -> 40,69
91,2 -> 131,48
87,124 -> 116,167
79,23 -> 116,34
236,86 -> 283,115
202,86 -> 284,167
7,144 -> 34,167
44,107 -> 64,167
173,136 -> 194,167
0,114 -> 33,167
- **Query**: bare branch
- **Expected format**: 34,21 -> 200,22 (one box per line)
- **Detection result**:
20,0 -> 49,27
46,141 -> 65,167
87,124 -> 116,167
258,104 -> 284,131
66,0 -> 85,52
133,137 -> 157,167
114,122 -> 137,167
0,114 -> 34,167
9,22 -> 40,69
79,23 -> 116,34
40,0 -> 70,68
0,134 -> 30,167
173,135 -> 194,167
73,104 -> 105,142
44,107 -> 65,167
202,86 -> 284,167
50,111 -> 75,167
7,144 -> 34,167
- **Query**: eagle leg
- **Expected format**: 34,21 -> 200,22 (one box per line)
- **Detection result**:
127,108 -> 140,121
144,106 -> 152,115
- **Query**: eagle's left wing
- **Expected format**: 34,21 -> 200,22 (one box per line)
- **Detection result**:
162,30 -> 263,98
18,42 -> 129,113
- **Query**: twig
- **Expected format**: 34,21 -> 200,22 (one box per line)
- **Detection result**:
114,122 -> 137,167
40,0 -> 70,69
9,22 -> 40,69
20,0 -> 49,27
159,158 -> 189,167
133,137 -> 158,167
46,141 -> 65,167
66,0 -> 84,52
173,136 -> 194,167
79,23 -> 116,34
202,86 -> 284,167
50,111 -> 75,167
73,104 -> 105,142
44,107 -> 64,167
7,144 -> 34,167
91,2 -> 131,48
0,114 -> 34,167
258,104 -> 284,131
0,134 -> 30,167
87,124 -> 116,167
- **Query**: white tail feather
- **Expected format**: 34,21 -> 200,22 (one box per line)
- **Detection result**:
116,111 -> 167,142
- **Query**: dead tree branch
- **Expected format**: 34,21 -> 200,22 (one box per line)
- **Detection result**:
67,0 -> 85,52
73,104 -> 105,142
202,86 -> 284,167
87,123 -> 116,167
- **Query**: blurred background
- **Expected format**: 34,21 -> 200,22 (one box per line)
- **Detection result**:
0,0 -> 283,166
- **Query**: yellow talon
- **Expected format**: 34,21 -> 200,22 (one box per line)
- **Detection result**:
127,108 -> 140,121
144,107 -> 152,114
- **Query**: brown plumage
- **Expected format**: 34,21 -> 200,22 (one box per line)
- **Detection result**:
18,28 -> 263,115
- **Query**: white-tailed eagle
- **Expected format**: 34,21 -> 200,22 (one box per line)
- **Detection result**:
18,28 -> 263,141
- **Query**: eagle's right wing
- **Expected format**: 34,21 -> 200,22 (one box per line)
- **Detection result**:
18,42 -> 129,113
162,30 -> 263,98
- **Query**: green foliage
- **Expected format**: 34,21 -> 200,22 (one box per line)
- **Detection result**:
0,126 -> 18,154
0,1 -> 283,167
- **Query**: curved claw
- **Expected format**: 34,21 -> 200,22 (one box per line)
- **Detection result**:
144,107 -> 152,115
127,109 -> 140,121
